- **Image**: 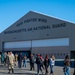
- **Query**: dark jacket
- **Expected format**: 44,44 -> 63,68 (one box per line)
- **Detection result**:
18,54 -> 22,62
44,59 -> 50,66
30,56 -> 35,64
36,56 -> 42,64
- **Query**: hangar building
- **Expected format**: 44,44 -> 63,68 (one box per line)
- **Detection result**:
0,11 -> 75,58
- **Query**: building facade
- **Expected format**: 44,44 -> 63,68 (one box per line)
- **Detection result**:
0,11 -> 75,58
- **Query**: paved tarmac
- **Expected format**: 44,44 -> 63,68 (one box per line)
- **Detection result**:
0,63 -> 74,75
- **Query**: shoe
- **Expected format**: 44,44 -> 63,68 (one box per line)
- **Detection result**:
12,69 -> 14,73
8,69 -> 10,74
12,71 -> 14,73
36,73 -> 39,75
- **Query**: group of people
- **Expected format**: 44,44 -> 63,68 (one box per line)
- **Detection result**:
2,52 -> 70,75
35,54 -> 55,75
4,52 -> 15,73
3,52 -> 27,73
34,54 -> 70,75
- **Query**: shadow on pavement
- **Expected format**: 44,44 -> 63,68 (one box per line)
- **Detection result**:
0,72 -> 43,75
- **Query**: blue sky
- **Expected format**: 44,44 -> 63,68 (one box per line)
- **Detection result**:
0,0 -> 75,33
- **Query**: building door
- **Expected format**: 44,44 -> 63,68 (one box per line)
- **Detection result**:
71,51 -> 75,59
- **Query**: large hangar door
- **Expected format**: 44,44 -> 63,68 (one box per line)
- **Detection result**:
4,41 -> 31,58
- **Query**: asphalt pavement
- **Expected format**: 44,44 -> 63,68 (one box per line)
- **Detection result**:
0,63 -> 74,75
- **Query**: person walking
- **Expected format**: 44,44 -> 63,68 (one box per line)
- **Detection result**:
50,54 -> 55,75
36,54 -> 43,75
63,54 -> 70,75
6,52 -> 10,67
8,52 -> 15,73
23,54 -> 27,68
4,52 -> 7,66
1,53 -> 4,64
40,55 -> 44,70
44,54 -> 50,75
18,53 -> 23,68
14,53 -> 18,66
29,54 -> 35,70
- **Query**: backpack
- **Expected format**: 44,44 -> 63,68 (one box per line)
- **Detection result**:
36,56 -> 42,64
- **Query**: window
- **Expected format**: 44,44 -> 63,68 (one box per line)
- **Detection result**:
60,53 -> 62,56
57,53 -> 59,56
63,53 -> 65,56
4,41 -> 31,48
32,38 -> 69,47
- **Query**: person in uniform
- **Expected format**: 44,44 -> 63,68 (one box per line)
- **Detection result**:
8,52 -> 15,73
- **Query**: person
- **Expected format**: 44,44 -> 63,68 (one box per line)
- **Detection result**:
63,54 -> 70,75
14,53 -> 18,66
18,53 -> 23,68
1,53 -> 4,64
50,54 -> 55,75
29,54 -> 35,70
4,52 -> 7,66
8,52 -> 15,73
44,54 -> 50,75
40,54 -> 44,70
36,54 -> 43,75
23,54 -> 27,68
6,52 -> 10,66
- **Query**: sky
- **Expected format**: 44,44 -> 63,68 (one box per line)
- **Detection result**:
0,0 -> 75,33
